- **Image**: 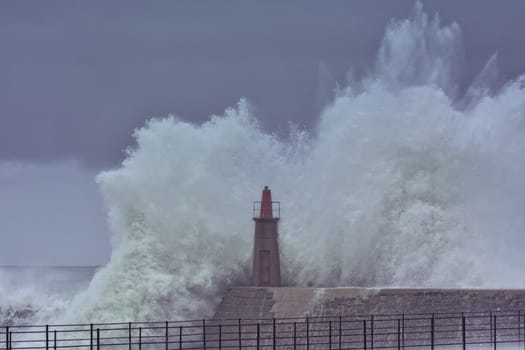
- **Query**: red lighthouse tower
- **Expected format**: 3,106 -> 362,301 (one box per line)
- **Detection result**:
252,186 -> 281,286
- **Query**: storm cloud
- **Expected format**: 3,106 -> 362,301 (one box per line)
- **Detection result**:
2,1 -> 525,167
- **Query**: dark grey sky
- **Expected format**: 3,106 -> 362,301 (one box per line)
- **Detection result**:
1,1 -> 525,265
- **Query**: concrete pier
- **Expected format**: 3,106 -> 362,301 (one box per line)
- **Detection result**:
214,287 -> 525,319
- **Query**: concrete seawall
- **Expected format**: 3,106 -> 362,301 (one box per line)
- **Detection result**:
213,287 -> 525,319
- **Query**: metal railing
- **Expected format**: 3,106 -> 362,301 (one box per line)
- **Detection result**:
3,311 -> 525,350
252,201 -> 280,219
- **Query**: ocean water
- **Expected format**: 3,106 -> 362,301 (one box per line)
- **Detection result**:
2,2 -> 525,326
0,266 -> 97,325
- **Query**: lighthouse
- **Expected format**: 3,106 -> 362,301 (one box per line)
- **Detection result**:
252,186 -> 281,287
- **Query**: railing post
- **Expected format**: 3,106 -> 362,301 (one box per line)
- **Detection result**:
256,323 -> 260,350
462,315 -> 466,350
339,316 -> 342,350
363,320 -> 367,350
166,321 -> 169,350
329,320 -> 332,350
5,326 -> 8,350
139,327 -> 142,350
519,311 -> 521,346
128,323 -> 131,350
54,330 -> 57,350
90,324 -> 93,350
46,325 -> 49,350
397,319 -> 401,350
96,328 -> 100,350
523,317 -> 525,350
179,326 -> 182,350
203,320 -> 206,350
494,315 -> 497,350
238,319 -> 242,350
401,314 -> 405,349
219,325 -> 222,350
293,322 -> 296,350
431,314 -> 434,350
371,315 -> 374,350
306,317 -> 310,350
273,318 -> 276,350
490,312 -> 493,344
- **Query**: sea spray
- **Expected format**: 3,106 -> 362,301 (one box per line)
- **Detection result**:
5,2 -> 525,325
63,2 -> 525,323
0,267 -> 95,325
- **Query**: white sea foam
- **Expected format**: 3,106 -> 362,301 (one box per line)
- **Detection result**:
5,2 -> 525,325
0,267 -> 95,324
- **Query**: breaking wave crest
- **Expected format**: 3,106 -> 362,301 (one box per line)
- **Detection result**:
9,2 -> 525,325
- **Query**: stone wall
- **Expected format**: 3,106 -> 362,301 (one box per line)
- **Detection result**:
213,287 -> 525,319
